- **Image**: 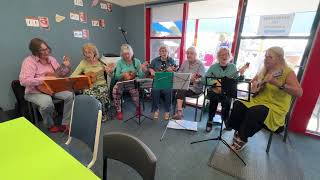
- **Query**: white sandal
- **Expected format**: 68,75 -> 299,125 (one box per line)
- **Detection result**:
231,137 -> 247,152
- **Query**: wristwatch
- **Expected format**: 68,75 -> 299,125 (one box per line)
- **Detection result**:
279,83 -> 286,90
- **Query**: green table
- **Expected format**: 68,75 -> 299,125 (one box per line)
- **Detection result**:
0,117 -> 100,180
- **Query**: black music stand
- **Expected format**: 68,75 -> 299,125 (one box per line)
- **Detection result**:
123,79 -> 153,125
190,76 -> 252,166
159,72 -> 192,141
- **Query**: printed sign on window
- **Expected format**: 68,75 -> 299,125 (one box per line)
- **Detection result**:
257,14 -> 295,36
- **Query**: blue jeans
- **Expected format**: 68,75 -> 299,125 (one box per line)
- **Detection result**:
24,91 -> 73,127
151,89 -> 172,112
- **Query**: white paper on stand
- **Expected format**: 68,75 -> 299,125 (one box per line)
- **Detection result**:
167,120 -> 198,131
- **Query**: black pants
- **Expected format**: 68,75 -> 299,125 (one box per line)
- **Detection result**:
175,89 -> 199,107
228,100 -> 269,142
207,90 -> 232,123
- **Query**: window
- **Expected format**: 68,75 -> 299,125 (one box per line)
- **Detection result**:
187,0 -> 238,70
236,0 -> 319,79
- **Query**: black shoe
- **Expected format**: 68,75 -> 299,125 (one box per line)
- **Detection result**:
206,121 -> 213,132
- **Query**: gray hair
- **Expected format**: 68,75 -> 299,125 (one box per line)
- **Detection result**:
159,45 -> 169,52
216,47 -> 232,59
82,43 -> 100,58
120,44 -> 134,57
187,46 -> 197,55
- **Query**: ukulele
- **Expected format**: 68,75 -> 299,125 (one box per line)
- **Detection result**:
84,71 -> 98,83
212,62 -> 250,94
251,70 -> 283,97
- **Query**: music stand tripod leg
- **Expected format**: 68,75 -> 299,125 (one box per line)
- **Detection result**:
190,115 -> 246,166
123,80 -> 152,125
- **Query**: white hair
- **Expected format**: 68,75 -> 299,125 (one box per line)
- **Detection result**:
187,46 -> 197,55
217,47 -> 232,60
120,44 -> 134,57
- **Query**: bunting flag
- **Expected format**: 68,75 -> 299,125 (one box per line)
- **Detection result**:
55,14 -> 65,23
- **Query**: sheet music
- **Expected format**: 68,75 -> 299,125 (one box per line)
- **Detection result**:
136,78 -> 153,89
100,56 -> 120,65
173,73 -> 191,90
116,79 -> 136,89
167,120 -> 198,131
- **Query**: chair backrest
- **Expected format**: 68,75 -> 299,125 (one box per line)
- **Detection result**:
69,95 -> 102,152
103,132 -> 157,180
11,80 -> 30,118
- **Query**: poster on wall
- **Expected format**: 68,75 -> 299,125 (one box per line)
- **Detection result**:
73,30 -> 83,38
92,20 -> 100,27
99,19 -> 105,28
257,13 -> 295,36
25,17 -> 40,27
106,2 -> 112,12
55,14 -> 66,23
82,29 -> 89,40
74,0 -> 83,7
38,16 -> 50,29
91,0 -> 99,7
79,12 -> 87,23
100,2 -> 112,12
70,12 -> 80,21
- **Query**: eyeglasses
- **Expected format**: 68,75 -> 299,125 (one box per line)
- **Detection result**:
265,55 -> 275,60
38,48 -> 50,53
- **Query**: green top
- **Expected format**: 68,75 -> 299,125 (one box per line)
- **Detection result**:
241,66 -> 293,131
202,63 -> 238,85
0,117 -> 100,180
115,58 -> 144,80
71,59 -> 106,86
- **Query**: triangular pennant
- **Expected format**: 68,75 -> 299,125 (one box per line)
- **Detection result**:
55,14 -> 66,23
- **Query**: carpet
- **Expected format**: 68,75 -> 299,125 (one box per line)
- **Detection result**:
208,130 -> 304,180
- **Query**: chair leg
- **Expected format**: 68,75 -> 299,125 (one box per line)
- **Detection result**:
103,157 -> 107,180
194,97 -> 199,121
142,90 -> 145,111
266,132 -> 273,153
283,119 -> 289,142
27,102 -> 35,124
199,95 -> 206,122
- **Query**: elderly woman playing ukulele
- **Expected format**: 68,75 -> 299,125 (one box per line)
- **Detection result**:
227,46 -> 303,151
149,46 -> 177,120
112,44 -> 148,120
20,38 -> 73,133
71,43 -> 114,122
